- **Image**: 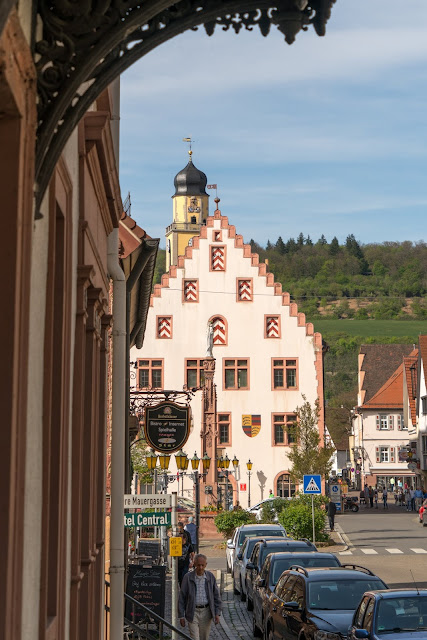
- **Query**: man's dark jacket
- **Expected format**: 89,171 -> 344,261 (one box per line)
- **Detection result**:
327,501 -> 337,516
178,570 -> 222,623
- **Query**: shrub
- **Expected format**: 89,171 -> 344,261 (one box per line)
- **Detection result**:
278,499 -> 327,542
214,510 -> 256,539
260,498 -> 290,523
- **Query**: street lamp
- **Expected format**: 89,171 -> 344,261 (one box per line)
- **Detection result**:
175,449 -> 189,496
246,459 -> 253,507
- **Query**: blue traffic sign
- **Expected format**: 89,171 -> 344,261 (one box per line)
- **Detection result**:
303,475 -> 322,494
331,484 -> 339,493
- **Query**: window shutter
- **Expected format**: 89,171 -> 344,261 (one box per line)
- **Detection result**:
376,446 -> 380,463
388,415 -> 394,430
376,415 -> 380,430
390,447 -> 395,463
397,415 -> 402,430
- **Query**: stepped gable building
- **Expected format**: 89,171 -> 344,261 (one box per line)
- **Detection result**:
131,153 -> 326,507
353,344 -> 416,490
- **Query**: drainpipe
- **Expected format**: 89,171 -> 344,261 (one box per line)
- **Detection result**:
108,228 -> 126,639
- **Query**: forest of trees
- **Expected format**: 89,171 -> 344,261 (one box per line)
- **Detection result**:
248,234 -> 427,320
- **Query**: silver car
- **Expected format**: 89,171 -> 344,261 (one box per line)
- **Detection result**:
233,536 -> 287,601
226,523 -> 287,574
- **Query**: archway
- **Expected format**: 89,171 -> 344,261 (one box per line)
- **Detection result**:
33,1 -> 336,209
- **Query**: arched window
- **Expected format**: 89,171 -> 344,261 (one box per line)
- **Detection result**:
276,473 -> 296,498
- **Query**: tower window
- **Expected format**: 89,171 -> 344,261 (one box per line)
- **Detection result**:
191,216 -> 197,224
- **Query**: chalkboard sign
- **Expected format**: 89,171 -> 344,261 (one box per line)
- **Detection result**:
125,565 -> 166,622
137,539 -> 161,563
144,401 -> 190,453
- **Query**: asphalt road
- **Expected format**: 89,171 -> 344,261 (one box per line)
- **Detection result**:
336,503 -> 427,589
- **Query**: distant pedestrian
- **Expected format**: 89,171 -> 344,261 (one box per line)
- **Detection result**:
414,488 -> 423,511
394,489 -> 399,505
327,500 -> 337,532
269,489 -> 274,498
369,486 -> 374,509
410,487 -> 416,512
359,489 -> 365,506
382,487 -> 388,509
185,517 -> 197,546
374,488 -> 378,509
405,488 -> 411,511
179,554 -> 222,640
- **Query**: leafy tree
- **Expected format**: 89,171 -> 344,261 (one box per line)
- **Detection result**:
287,397 -> 336,483
278,494 -> 328,541
214,510 -> 255,539
130,438 -> 156,485
329,236 -> 340,255
275,236 -> 286,255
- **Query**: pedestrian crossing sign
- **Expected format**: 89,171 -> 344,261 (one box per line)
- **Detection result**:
303,475 -> 322,494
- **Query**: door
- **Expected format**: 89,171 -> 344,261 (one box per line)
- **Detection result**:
282,577 -> 304,640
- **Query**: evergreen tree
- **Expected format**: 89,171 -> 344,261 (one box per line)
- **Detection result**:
266,239 -> 272,251
297,232 -> 305,246
287,397 -> 336,483
286,237 -> 297,254
275,236 -> 286,255
329,236 -> 340,255
305,235 -> 313,246
317,234 -> 328,246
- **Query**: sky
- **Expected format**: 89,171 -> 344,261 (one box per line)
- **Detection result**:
119,1 -> 427,249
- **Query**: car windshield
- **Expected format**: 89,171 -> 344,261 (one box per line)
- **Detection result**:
375,597 -> 427,634
271,556 -> 340,585
260,544 -> 312,565
308,579 -> 385,610
238,529 -> 285,547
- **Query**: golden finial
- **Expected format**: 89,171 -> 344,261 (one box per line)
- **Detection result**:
183,137 -> 194,160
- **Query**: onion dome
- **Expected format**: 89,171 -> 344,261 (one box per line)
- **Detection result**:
173,151 -> 208,196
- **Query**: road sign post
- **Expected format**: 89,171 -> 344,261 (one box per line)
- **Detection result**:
303,475 -> 322,545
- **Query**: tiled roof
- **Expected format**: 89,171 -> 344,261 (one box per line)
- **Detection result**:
359,344 -> 414,403
361,363 -> 404,409
404,353 -> 418,426
119,210 -> 150,258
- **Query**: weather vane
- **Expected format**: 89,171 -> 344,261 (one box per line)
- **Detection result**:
182,137 -> 194,157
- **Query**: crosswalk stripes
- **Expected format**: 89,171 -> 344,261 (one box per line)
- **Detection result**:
339,548 -> 427,555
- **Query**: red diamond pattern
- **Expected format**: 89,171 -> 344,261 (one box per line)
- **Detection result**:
212,317 -> 226,345
266,317 -> 279,338
238,280 -> 252,301
184,281 -> 198,301
211,246 -> 225,271
158,317 -> 171,338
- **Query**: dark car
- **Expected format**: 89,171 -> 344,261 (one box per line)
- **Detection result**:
348,589 -> 427,639
233,536 -> 291,601
245,538 -> 317,611
252,552 -> 342,638
264,565 -> 387,640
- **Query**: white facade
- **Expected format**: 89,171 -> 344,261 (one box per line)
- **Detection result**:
130,210 -> 324,508
417,351 -> 427,474
353,410 -> 413,488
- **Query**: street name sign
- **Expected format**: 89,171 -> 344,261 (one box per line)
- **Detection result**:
124,512 -> 171,527
124,493 -> 172,509
303,475 -> 322,494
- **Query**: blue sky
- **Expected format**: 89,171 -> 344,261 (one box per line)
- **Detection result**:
119,2 -> 427,249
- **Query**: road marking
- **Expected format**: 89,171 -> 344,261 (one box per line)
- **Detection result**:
361,549 -> 378,554
386,548 -> 403,554
339,550 -> 353,555
411,548 -> 427,554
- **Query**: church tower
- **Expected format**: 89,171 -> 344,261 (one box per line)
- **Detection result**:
166,150 -> 209,270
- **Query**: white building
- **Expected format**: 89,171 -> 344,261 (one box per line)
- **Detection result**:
130,154 -> 325,508
415,337 -> 427,484
353,345 -> 417,490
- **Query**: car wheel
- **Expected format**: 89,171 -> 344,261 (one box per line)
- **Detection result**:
233,577 -> 239,595
240,579 -> 246,602
253,614 -> 262,637
247,594 -> 253,611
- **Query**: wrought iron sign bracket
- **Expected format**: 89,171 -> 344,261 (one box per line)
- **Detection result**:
33,0 -> 336,215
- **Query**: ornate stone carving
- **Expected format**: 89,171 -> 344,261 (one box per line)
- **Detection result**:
33,0 -> 336,211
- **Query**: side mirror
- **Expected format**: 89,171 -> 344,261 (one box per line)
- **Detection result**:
257,578 -> 265,588
227,539 -> 235,548
354,631 -> 369,639
284,601 -> 301,611
237,553 -> 243,560
246,562 -> 255,570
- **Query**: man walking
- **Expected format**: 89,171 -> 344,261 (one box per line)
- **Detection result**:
179,554 -> 221,640
326,499 -> 337,532
185,516 -> 197,546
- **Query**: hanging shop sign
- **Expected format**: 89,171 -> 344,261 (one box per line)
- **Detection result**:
144,401 -> 190,453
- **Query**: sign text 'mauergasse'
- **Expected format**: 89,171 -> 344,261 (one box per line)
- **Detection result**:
123,494 -> 172,508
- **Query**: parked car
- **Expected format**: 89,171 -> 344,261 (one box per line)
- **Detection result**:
348,589 -> 427,639
245,538 -> 317,611
233,536 -> 290,601
226,524 -> 287,574
247,497 -> 292,521
419,500 -> 427,523
252,551 -> 342,638
264,565 -> 387,640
